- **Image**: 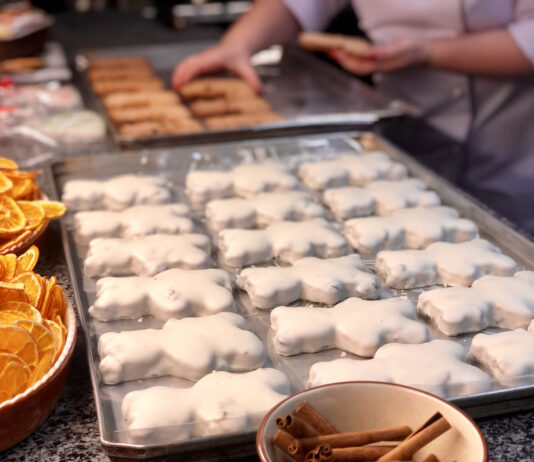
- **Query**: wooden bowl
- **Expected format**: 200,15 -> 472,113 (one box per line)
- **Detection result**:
257,381 -> 488,462
0,297 -> 77,452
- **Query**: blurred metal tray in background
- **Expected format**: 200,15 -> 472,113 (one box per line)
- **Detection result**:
75,42 -> 413,148
47,131 -> 534,460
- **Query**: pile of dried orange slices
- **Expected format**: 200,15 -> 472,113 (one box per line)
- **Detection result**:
0,157 -> 66,254
0,245 -> 69,404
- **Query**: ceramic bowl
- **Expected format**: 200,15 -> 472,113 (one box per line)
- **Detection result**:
257,381 -> 488,462
0,297 -> 77,452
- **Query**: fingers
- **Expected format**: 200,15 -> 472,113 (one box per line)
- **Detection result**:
328,49 -> 377,76
234,60 -> 264,93
172,47 -> 226,90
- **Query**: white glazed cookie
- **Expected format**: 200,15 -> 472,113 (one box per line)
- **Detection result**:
62,174 -> 173,211
122,368 -> 290,443
218,218 -> 351,267
375,239 -> 517,289
470,329 -> 534,386
84,234 -> 211,278
323,179 -> 441,220
308,340 -> 492,398
89,268 -> 235,321
298,153 -> 407,191
271,297 -> 428,357
418,271 -> 534,335
237,255 -> 380,309
185,162 -> 299,203
98,312 -> 266,384
343,206 -> 478,256
205,191 -> 325,232
74,204 -> 194,245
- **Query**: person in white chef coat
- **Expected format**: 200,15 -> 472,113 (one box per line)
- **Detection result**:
173,0 -> 534,233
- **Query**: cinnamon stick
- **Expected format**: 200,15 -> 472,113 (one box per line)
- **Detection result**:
296,426 -> 412,453
305,444 -> 406,462
277,413 -> 321,438
273,429 -> 304,462
295,401 -> 339,435
376,418 -> 451,461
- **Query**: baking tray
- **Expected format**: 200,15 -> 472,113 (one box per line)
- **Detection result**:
75,41 -> 412,148
47,131 -> 534,460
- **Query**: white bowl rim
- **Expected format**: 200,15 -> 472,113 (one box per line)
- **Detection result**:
0,295 -> 77,410
256,380 -> 489,462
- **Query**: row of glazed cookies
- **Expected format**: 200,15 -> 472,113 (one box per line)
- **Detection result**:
87,56 -> 203,138
87,56 -> 282,138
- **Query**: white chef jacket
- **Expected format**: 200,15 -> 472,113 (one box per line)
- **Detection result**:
285,0 -> 534,232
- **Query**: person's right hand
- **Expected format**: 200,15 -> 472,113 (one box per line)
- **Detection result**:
172,42 -> 263,92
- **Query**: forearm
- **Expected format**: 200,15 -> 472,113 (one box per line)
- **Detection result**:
221,0 -> 302,55
428,29 -> 534,76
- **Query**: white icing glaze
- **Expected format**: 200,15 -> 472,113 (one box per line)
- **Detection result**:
298,153 -> 407,191
185,163 -> 299,203
218,218 -> 351,267
271,297 -> 428,357
322,179 -> 441,220
89,268 -> 235,321
308,340 -> 492,398
74,203 -> 193,245
470,329 -> 534,386
343,206 -> 478,256
418,271 -> 534,335
122,368 -> 290,443
205,191 -> 325,232
84,234 -> 211,278
98,312 -> 266,384
237,255 -> 380,309
62,174 -> 173,211
375,239 -> 517,289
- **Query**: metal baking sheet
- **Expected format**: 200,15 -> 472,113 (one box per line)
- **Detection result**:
48,131 -> 534,460
75,41 -> 412,148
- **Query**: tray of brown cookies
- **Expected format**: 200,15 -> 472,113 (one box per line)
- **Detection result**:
75,41 -> 408,148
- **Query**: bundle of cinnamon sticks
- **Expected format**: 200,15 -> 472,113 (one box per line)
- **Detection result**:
272,401 -> 450,462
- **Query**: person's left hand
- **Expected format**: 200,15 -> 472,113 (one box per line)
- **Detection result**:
328,37 -> 430,76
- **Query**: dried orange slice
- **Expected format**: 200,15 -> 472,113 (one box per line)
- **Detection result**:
0,229 -> 32,254
0,352 -> 30,403
7,178 -> 35,201
0,196 -> 26,237
29,351 -> 54,386
16,201 -> 45,230
13,320 -> 56,361
0,311 -> 26,324
44,319 -> 64,362
14,245 -> 39,276
0,325 -> 38,369
46,284 -> 66,321
34,201 -> 66,220
0,253 -> 16,281
0,158 -> 19,170
55,314 -> 68,340
4,170 -> 41,180
40,276 -> 57,319
0,281 -> 29,303
0,301 -> 42,323
11,271 -> 44,308
0,172 -> 13,194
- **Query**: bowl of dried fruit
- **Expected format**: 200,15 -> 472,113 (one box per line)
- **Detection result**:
0,157 -> 66,255
0,246 -> 76,452
257,381 -> 487,462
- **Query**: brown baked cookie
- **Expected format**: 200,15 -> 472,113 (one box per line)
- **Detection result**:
109,105 -> 192,124
88,67 -> 156,83
203,112 -> 283,130
190,97 -> 272,118
103,91 -> 180,110
92,78 -> 165,96
0,57 -> 43,73
119,118 -> 203,139
179,78 -> 256,101
89,56 -> 151,70
299,32 -> 371,57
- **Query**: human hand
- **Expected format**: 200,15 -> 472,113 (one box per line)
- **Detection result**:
172,42 -> 263,92
328,37 -> 430,76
